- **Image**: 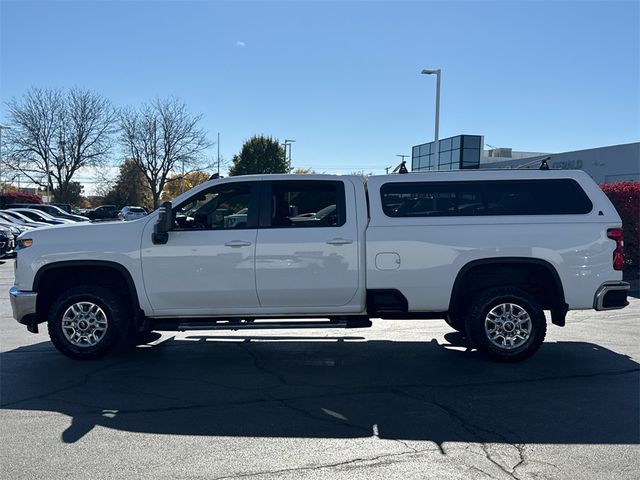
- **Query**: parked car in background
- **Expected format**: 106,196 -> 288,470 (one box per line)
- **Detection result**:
222,207 -> 248,228
0,212 -> 29,227
289,204 -> 337,225
0,225 -> 15,258
6,208 -> 73,225
0,222 -> 23,247
23,204 -> 89,222
53,203 -> 72,214
86,205 -> 119,221
0,220 -> 33,238
118,206 -> 148,221
0,210 -> 50,228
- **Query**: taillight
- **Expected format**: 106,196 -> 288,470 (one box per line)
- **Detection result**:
607,228 -> 624,271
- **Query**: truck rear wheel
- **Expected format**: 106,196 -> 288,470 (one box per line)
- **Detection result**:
465,287 -> 546,362
47,286 -> 129,360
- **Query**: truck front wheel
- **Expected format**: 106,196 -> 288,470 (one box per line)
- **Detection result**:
465,287 -> 546,362
47,286 -> 129,360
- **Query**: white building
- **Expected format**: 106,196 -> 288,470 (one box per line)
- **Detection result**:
412,136 -> 639,184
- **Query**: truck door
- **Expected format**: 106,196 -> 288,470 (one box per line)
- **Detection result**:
140,181 -> 260,315
255,179 -> 359,308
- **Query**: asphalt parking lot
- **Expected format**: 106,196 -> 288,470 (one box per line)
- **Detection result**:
0,259 -> 638,480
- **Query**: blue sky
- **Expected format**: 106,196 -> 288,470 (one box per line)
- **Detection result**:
1,0 -> 638,180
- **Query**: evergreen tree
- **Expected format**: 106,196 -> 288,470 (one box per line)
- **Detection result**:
229,135 -> 289,176
104,159 -> 151,209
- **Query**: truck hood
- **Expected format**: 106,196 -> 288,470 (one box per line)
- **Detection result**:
13,216 -> 159,292
17,216 -> 153,263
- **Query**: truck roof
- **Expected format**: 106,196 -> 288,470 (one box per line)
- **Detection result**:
366,169 -> 595,186
168,169 -> 602,209
198,169 -> 594,186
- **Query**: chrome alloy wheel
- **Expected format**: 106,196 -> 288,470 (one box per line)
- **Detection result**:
61,301 -> 108,347
484,303 -> 532,350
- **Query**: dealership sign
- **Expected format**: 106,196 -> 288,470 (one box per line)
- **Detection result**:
551,159 -> 584,169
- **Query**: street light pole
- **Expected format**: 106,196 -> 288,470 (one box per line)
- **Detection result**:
421,68 -> 441,167
46,170 -> 53,204
0,125 -> 11,193
283,139 -> 296,170
284,139 -> 295,164
217,132 -> 221,176
181,159 -> 185,194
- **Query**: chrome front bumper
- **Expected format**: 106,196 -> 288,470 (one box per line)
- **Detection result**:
593,282 -> 630,311
9,286 -> 38,325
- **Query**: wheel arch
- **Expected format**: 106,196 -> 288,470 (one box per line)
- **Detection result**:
33,260 -> 144,328
449,257 -> 568,326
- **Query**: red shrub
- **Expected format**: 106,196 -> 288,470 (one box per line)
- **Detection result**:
600,181 -> 639,268
0,192 -> 43,206
1,192 -> 43,209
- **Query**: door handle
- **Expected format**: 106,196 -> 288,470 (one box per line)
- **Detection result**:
224,240 -> 252,247
326,238 -> 353,245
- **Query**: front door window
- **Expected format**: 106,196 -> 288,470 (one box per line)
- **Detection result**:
174,183 -> 252,230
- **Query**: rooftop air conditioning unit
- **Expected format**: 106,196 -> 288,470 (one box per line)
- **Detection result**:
489,148 -> 513,158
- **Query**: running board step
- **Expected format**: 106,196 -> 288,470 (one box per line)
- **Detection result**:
153,318 -> 372,331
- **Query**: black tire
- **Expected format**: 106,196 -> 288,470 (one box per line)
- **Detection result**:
47,286 -> 129,360
465,287 -> 546,362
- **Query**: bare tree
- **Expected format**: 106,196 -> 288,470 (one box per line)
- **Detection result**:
120,97 -> 212,208
4,87 -> 117,203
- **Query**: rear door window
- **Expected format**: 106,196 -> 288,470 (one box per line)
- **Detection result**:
263,181 -> 346,228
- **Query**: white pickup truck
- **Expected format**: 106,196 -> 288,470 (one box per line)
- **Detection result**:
9,170 -> 629,361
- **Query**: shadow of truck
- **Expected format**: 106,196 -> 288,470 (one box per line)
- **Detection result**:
1,336 -> 638,447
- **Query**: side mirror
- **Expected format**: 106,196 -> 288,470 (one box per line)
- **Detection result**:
152,201 -> 173,245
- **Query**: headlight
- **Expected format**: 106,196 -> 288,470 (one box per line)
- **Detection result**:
17,238 -> 33,249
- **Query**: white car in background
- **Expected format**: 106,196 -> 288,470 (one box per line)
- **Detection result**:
4,208 -> 76,225
118,206 -> 148,221
0,211 -> 49,229
223,207 -> 248,228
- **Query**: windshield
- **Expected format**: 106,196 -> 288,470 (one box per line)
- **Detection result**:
3,211 -> 31,223
0,213 -> 21,224
22,210 -> 55,220
47,205 -> 67,215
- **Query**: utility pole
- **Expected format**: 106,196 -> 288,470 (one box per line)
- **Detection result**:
0,125 -> 11,193
217,132 -> 221,176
